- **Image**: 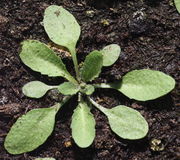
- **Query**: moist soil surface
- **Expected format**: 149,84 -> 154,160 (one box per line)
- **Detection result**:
0,0 -> 179,159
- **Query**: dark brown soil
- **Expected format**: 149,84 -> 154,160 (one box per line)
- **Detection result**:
0,0 -> 179,159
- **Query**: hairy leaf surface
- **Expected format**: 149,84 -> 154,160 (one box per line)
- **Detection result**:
22,81 -> 55,98
111,69 -> 175,101
20,40 -> 76,84
43,5 -> 80,52
104,105 -> 148,139
101,44 -> 121,66
80,84 -> 95,95
4,104 -> 60,154
71,101 -> 95,148
81,51 -> 103,82
58,82 -> 79,95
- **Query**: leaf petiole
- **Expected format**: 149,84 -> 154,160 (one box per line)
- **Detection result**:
69,46 -> 80,82
93,83 -> 112,89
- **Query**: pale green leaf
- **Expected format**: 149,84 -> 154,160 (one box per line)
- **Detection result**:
175,0 -> 180,14
58,82 -> 79,95
35,158 -> 56,160
88,98 -> 148,140
101,44 -> 121,66
71,101 -> 95,148
111,69 -> 175,101
4,104 -> 60,154
20,40 -> 77,84
43,5 -> 81,52
104,105 -> 148,140
22,81 -> 55,98
81,50 -> 103,82
80,84 -> 95,95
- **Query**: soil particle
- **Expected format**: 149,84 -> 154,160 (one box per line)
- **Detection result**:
128,10 -> 151,34
0,15 -> 9,32
0,103 -> 21,116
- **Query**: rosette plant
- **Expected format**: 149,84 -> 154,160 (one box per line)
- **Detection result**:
4,5 -> 175,154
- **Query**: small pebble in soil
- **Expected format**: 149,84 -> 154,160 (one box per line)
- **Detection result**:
101,19 -> 110,26
64,141 -> 72,148
150,138 -> 165,152
109,8 -> 118,13
0,96 -> 8,105
86,10 -> 95,18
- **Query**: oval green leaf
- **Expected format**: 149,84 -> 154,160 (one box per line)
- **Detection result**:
101,44 -> 121,66
175,0 -> 180,14
112,69 -> 175,101
4,104 -> 60,154
43,5 -> 81,52
22,81 -> 55,98
80,84 -> 95,95
104,105 -> 148,140
71,101 -> 95,148
58,82 -> 79,95
20,40 -> 77,84
81,50 -> 103,82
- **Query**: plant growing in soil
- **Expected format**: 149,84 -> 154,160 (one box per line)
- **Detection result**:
4,5 -> 175,154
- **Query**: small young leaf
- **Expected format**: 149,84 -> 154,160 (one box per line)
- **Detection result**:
80,84 -> 95,95
101,44 -> 121,66
81,50 -> 103,82
104,106 -> 148,140
175,0 -> 180,14
43,5 -> 81,53
4,104 -> 60,154
111,69 -> 175,101
22,81 -> 55,98
71,101 -> 95,148
58,82 -> 79,95
20,40 -> 77,84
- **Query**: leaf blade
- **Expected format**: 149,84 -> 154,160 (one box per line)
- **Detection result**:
112,69 -> 175,101
22,81 -> 55,98
81,50 -> 103,82
20,40 -> 77,84
43,5 -> 80,52
80,84 -> 95,95
58,82 -> 79,95
4,104 -> 60,154
71,101 -> 95,148
105,105 -> 148,140
101,44 -> 121,66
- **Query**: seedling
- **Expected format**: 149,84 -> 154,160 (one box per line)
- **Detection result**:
4,5 -> 175,154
